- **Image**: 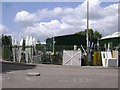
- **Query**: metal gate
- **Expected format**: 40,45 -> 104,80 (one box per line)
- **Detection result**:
63,50 -> 81,66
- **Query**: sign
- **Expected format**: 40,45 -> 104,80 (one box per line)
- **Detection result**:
93,51 -> 101,66
112,50 -> 115,58
37,51 -> 41,55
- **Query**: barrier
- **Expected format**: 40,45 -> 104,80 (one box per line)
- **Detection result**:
93,51 -> 101,66
101,51 -> 118,67
63,50 -> 82,66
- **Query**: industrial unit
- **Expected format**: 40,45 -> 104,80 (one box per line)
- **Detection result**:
46,33 -> 97,52
99,32 -> 120,48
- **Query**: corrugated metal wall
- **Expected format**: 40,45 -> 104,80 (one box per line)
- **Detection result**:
46,34 -> 97,52
99,37 -> 120,47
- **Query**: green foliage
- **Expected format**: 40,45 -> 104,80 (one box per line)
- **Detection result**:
36,40 -> 41,50
37,40 -> 41,44
76,29 -> 102,39
76,29 -> 102,45
94,31 -> 102,39
76,31 -> 86,36
1,34 -> 12,60
2,35 -> 12,46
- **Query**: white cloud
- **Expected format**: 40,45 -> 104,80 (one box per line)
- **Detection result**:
89,3 -> 118,36
23,19 -> 87,42
24,20 -> 65,42
36,7 -> 74,19
15,11 -> 37,27
14,0 -> 118,42
0,25 -> 8,35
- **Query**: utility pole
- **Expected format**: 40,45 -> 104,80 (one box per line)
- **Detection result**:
87,0 -> 91,65
53,37 -> 54,55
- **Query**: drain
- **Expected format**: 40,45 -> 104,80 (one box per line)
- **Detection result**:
26,72 -> 40,76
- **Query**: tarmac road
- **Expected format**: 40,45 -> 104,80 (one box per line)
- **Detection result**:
1,61 -> 119,88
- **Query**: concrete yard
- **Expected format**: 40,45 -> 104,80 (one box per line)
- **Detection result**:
1,61 -> 119,88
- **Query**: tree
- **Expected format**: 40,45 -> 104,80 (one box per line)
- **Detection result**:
36,40 -> 41,51
76,29 -> 102,46
37,40 -> 41,45
2,34 -> 12,46
76,29 -> 102,39
76,31 -> 86,36
1,35 -> 12,60
94,31 -> 102,39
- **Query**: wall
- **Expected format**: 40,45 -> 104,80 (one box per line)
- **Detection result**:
99,37 -> 120,48
46,34 -> 97,52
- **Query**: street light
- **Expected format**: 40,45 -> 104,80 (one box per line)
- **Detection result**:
87,0 -> 91,65
53,37 -> 56,55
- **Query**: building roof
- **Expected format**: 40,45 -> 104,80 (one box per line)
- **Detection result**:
100,32 -> 120,40
54,33 -> 79,38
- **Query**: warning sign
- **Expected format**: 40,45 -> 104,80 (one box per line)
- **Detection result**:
93,51 -> 101,66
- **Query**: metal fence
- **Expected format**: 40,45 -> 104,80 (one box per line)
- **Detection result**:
1,45 -> 63,65
1,44 -> 118,65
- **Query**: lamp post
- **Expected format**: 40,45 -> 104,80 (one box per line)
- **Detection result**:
53,37 -> 55,55
87,0 -> 91,65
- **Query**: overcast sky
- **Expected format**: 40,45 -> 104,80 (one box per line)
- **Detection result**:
0,0 -> 118,43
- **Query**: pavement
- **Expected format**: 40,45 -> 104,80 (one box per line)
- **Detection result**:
1,59 -> 120,88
